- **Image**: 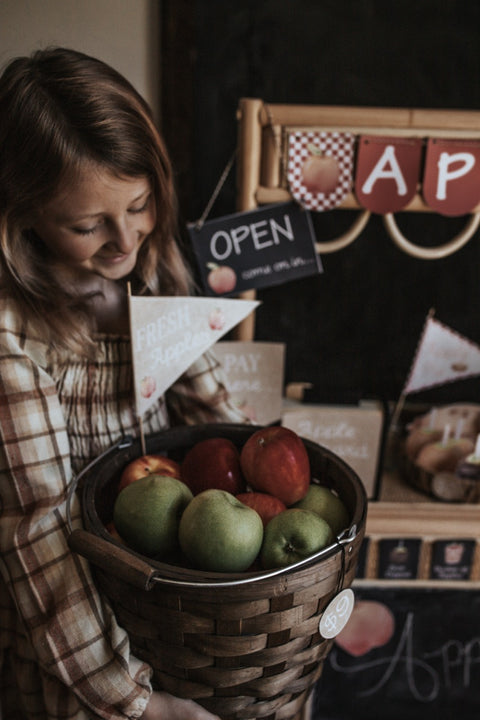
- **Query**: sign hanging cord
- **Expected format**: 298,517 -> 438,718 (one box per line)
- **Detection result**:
194,148 -> 237,230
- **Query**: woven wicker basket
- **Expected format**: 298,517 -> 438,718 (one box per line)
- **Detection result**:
68,424 -> 367,720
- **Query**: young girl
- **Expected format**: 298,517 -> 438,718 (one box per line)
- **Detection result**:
0,47 -> 246,720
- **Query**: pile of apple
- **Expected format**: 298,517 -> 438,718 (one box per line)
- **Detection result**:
110,426 -> 350,573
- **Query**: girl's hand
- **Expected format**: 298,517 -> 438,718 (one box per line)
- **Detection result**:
141,690 -> 221,720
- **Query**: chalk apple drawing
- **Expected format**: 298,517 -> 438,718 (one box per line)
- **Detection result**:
334,600 -> 395,656
207,263 -> 237,294
140,375 -> 156,398
208,307 -> 226,331
301,143 -> 340,194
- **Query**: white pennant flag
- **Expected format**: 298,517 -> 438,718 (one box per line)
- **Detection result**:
129,295 -> 259,417
404,314 -> 480,394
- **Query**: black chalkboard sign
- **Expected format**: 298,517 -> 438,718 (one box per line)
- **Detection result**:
188,202 -> 321,295
313,587 -> 480,720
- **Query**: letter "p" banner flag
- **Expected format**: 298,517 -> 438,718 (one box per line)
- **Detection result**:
422,138 -> 480,216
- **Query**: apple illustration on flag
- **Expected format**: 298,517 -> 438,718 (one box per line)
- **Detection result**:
301,143 -> 340,194
140,375 -> 156,399
208,307 -> 226,330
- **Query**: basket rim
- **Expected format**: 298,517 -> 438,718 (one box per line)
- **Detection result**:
68,423 -> 368,588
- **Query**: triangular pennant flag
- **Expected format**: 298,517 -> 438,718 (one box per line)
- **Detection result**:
404,314 -> 480,394
129,296 -> 259,417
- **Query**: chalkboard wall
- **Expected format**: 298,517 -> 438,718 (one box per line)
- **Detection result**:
161,0 -> 480,406
314,587 -> 480,720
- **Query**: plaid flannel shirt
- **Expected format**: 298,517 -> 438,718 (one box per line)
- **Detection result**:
0,292 -> 246,720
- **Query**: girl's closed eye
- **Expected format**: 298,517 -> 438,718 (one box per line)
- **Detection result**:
72,222 -> 103,236
128,195 -> 151,214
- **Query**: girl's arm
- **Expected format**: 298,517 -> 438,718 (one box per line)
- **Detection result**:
0,309 -> 152,720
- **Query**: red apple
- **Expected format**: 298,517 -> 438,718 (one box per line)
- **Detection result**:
236,491 -> 286,527
181,437 -> 247,495
105,521 -> 125,544
207,263 -> 237,294
118,454 -> 181,493
240,426 -> 310,506
301,145 -> 340,194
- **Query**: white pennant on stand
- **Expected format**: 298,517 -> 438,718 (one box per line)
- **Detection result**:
391,309 -> 480,429
128,294 -> 260,423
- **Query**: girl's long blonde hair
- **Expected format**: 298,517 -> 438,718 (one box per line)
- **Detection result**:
0,47 -> 193,356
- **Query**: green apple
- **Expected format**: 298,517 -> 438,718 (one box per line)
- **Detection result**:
293,484 -> 349,537
178,489 -> 264,572
261,508 -> 333,569
113,474 -> 193,557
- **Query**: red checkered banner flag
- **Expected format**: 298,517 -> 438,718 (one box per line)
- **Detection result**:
404,311 -> 480,394
287,131 -> 355,211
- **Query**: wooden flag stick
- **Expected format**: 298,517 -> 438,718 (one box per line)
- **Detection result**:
127,282 -> 146,455
390,308 -> 436,433
138,415 -> 146,455
389,390 -> 406,433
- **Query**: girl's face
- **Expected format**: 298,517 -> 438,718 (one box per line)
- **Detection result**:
32,166 -> 156,281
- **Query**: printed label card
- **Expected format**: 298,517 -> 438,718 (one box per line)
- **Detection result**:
430,539 -> 475,581
214,341 -> 286,425
377,539 -> 421,580
281,401 -> 385,498
188,201 -> 322,296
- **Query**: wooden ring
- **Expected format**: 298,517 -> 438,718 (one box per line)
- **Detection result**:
315,210 -> 371,254
384,212 -> 480,259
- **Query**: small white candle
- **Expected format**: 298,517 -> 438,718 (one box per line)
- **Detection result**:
474,433 -> 480,460
455,418 -> 464,440
441,423 -> 451,446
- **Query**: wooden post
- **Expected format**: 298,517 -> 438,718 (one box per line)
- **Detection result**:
234,98 -> 265,341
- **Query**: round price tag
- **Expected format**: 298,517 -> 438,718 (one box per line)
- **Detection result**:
319,588 -> 355,639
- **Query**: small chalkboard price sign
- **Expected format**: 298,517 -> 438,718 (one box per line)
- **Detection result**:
188,201 -> 322,296
312,587 -> 480,720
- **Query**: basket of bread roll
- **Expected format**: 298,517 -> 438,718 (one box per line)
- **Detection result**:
403,403 -> 480,502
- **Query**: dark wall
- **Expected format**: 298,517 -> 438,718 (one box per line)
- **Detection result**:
161,0 -> 480,406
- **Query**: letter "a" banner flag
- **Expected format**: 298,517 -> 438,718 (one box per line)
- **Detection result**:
354,136 -> 423,214
129,295 -> 259,417
403,312 -> 480,394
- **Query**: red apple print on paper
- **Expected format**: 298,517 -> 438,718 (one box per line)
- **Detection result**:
207,263 -> 237,294
301,143 -> 340,194
140,375 -> 156,399
208,307 -> 225,331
